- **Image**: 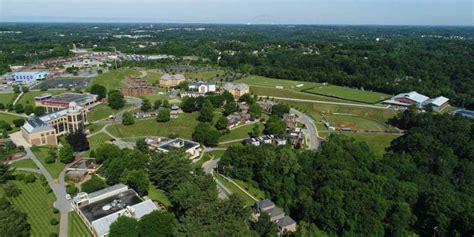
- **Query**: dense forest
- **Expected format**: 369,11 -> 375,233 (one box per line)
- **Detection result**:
1,23 -> 473,107
219,110 -> 473,236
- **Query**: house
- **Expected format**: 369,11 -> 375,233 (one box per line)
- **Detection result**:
283,113 -> 297,129
188,81 -> 216,94
425,96 -> 450,112
246,138 -> 261,146
227,113 -> 242,128
145,137 -> 201,159
383,91 -> 430,108
11,70 -> 49,83
72,184 -> 159,237
274,138 -> 287,146
257,100 -> 274,113
159,74 -> 185,88
34,92 -> 98,113
21,102 -> 89,146
255,199 -> 297,234
170,105 -> 182,118
223,83 -> 250,99
288,128 -> 304,148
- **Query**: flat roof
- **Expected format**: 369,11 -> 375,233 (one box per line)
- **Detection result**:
45,92 -> 94,104
159,138 -> 199,151
80,189 -> 142,222
23,117 -> 54,133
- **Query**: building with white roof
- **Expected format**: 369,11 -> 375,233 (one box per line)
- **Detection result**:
188,81 -> 216,94
72,184 -> 159,237
383,91 -> 450,112
11,70 -> 49,83
425,96 -> 450,112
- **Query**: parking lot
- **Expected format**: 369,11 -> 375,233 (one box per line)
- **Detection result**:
32,77 -> 90,89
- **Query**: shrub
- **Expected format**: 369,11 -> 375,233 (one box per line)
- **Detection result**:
4,183 -> 21,197
53,208 -> 59,214
45,155 -> 56,164
50,218 -> 59,226
66,183 -> 78,196
23,174 -> 36,184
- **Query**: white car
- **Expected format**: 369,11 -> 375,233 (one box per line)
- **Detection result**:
65,194 -> 71,200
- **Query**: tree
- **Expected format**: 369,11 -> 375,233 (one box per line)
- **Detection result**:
23,105 -> 34,115
192,123 -> 220,146
157,108 -> 170,122
162,99 -> 170,108
34,106 -> 46,116
108,216 -> 138,237
0,121 -> 11,131
180,97 -> 197,113
66,131 -> 90,152
90,84 -> 107,100
249,103 -> 262,120
21,86 -> 29,93
0,103 -> 4,109
0,198 -> 30,237
14,104 -> 24,113
122,112 -> 134,125
12,118 -> 25,128
250,124 -> 261,137
108,90 -> 125,109
198,99 -> 214,123
177,81 -> 189,90
138,211 -> 177,237
95,143 -> 121,164
4,183 -> 21,197
271,104 -> 290,118
149,150 -> 192,193
239,93 -> 254,104
140,98 -> 152,112
264,116 -> 287,137
153,99 -> 162,110
135,138 -> 148,153
223,101 -> 239,116
13,85 -> 20,94
120,169 -> 150,196
222,90 -> 234,103
59,144 -> 74,164
253,213 -> 277,237
81,175 -> 107,193
215,116 -> 229,131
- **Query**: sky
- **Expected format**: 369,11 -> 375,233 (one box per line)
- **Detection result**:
0,0 -> 472,25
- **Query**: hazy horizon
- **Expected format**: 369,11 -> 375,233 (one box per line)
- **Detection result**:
0,0 -> 473,26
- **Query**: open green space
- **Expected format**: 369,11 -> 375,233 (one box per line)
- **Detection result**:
2,175 -> 60,236
220,123 -> 262,142
68,211 -> 93,237
327,114 -> 389,132
88,103 -> 131,122
147,185 -> 171,208
10,159 -> 38,169
303,85 -> 390,104
30,146 -> 65,179
237,75 -> 319,90
142,71 -> 163,85
233,179 -> 266,201
107,112 -> 199,139
215,175 -> 258,206
345,133 -> 401,158
250,85 -> 348,103
87,123 -> 105,133
89,68 -> 140,91
0,92 -> 17,105
88,132 -> 113,151
185,70 -> 225,81
0,112 -> 26,123
139,93 -> 172,104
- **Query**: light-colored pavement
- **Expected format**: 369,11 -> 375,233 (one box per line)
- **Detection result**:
259,96 -> 392,109
12,91 -> 23,105
291,108 -> 320,150
202,158 -> 231,199
0,111 -> 28,118
9,131 -> 32,148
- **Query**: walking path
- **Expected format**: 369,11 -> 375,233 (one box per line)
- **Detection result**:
12,91 -> 23,105
0,110 -> 28,118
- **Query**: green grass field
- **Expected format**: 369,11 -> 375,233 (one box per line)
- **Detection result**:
30,146 -> 65,179
215,175 -> 262,206
185,70 -> 225,81
0,112 -> 26,123
147,185 -> 171,208
236,75 -> 319,90
142,71 -> 163,85
87,123 -> 105,133
0,92 -> 17,105
107,112 -> 199,139
88,103 -> 131,122
233,179 -> 265,201
68,211 -> 93,237
88,132 -> 113,151
250,86 -> 349,103
4,176 -> 60,236
345,133 -> 401,158
304,85 -> 390,104
18,89 -> 67,107
89,68 -> 140,91
10,159 -> 38,169
220,123 -> 263,142
327,114 -> 389,132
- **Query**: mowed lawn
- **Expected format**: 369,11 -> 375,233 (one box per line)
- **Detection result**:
18,89 -> 67,107
0,112 -> 26,123
0,92 -> 17,105
142,71 -> 162,85
5,176 -> 60,236
328,114 -> 389,132
89,68 -> 141,91
250,86 -> 347,103
31,146 -> 65,179
220,123 -> 262,142
147,185 -> 171,208
88,103 -> 132,122
88,132 -> 113,151
185,70 -> 225,81
236,75 -> 318,90
10,159 -> 38,169
68,211 -> 93,237
346,133 -> 401,158
304,85 -> 390,104
106,112 -> 199,139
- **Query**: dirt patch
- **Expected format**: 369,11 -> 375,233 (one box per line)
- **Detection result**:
334,121 -> 358,130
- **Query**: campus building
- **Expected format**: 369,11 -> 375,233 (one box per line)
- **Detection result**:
255,199 -> 297,234
223,83 -> 250,99
72,184 -> 159,237
145,137 -> 201,159
159,74 -> 185,88
188,81 -> 216,94
21,102 -> 89,146
383,91 -> 449,111
34,92 -> 98,113
11,70 -> 49,83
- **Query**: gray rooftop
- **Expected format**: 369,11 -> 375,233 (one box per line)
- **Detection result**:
277,216 -> 296,228
88,183 -> 128,200
256,199 -> 275,210
80,189 -> 142,222
23,117 -> 54,133
160,73 -> 185,81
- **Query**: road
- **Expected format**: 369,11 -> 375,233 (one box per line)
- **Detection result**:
23,148 -> 72,237
291,108 -> 320,150
201,158 -> 231,199
259,96 -> 393,109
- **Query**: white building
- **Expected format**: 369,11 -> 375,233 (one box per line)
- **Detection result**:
383,91 -> 449,112
188,81 -> 216,94
12,70 -> 49,83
